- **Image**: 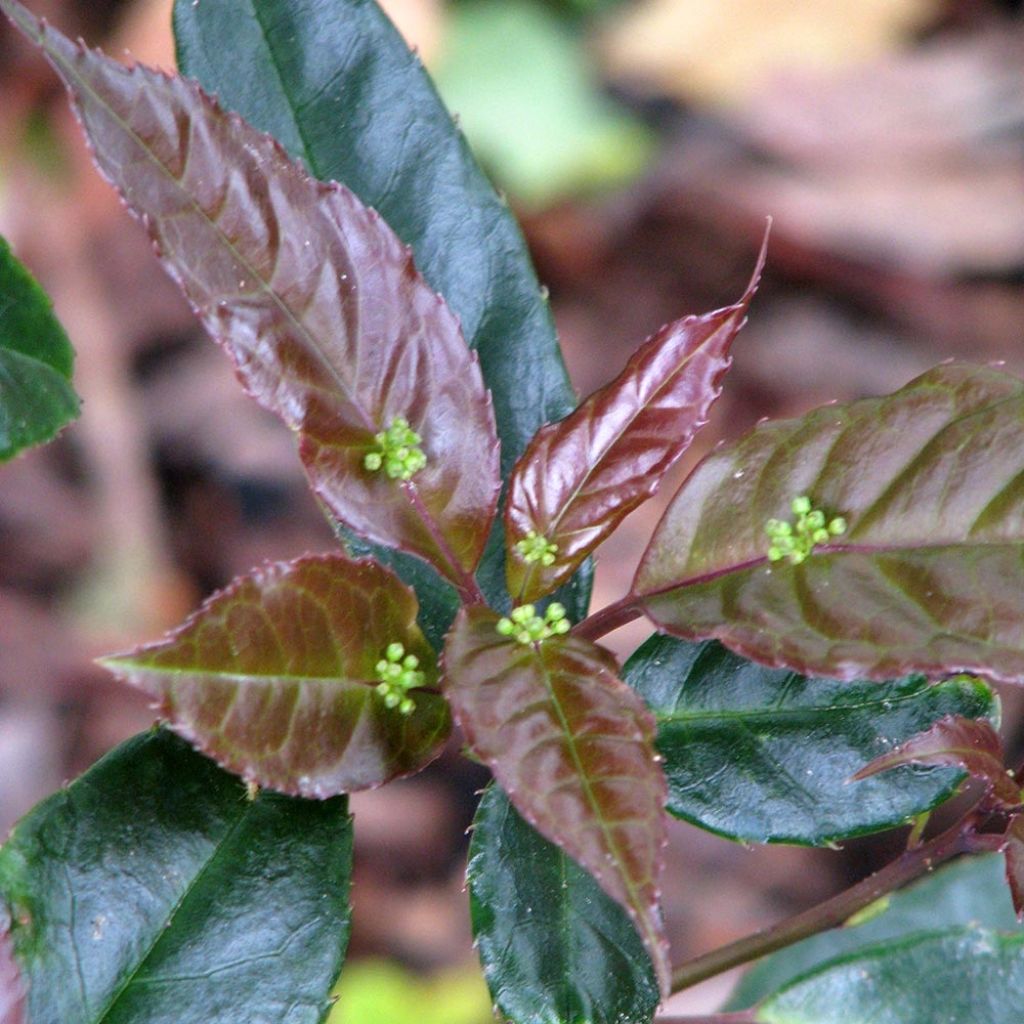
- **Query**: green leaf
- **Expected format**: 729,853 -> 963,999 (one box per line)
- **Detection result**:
172,0 -> 589,617
468,784 -> 658,1024
0,729 -> 352,1024
433,0 -> 652,208
634,363 -> 1024,685
0,234 -> 78,460
623,634 -> 997,845
728,854 -> 1022,1009
443,606 -> 671,995
853,715 -> 1019,809
1,0 -> 501,592
100,554 -> 450,797
754,928 -> 1024,1024
505,237 -> 766,603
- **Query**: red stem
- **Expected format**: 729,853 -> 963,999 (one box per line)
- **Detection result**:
571,593 -> 644,641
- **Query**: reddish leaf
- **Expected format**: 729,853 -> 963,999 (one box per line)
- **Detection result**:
0,917 -> 25,1024
442,607 -> 671,995
1003,815 -> 1024,919
505,231 -> 768,602
0,0 -> 499,593
852,715 -> 1019,808
100,555 -> 450,798
634,363 -> 1024,684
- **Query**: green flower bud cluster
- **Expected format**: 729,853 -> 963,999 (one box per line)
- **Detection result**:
363,416 -> 427,480
496,602 -> 571,645
765,495 -> 847,565
374,641 -> 425,715
515,530 -> 558,566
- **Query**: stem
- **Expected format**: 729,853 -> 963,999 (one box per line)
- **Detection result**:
572,593 -> 644,641
670,817 -> 1000,994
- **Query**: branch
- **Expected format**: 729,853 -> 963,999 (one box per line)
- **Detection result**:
571,593 -> 644,642
670,815 -> 1002,995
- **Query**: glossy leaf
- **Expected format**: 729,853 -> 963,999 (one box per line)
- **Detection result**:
100,554 -> 449,798
173,0 -> 587,620
1005,816 -> 1024,919
0,234 -> 78,461
754,928 -> 1024,1024
506,237 -> 766,602
1,0 -> 500,590
0,729 -> 352,1024
0,919 -> 24,1024
853,715 -> 1019,808
635,363 -> 1024,684
729,853 -> 1023,1009
624,634 -> 997,845
443,606 -> 670,995
468,784 -> 658,1024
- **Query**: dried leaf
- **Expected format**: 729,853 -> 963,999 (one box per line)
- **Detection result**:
506,230 -> 767,602
443,607 -> 670,996
101,555 -> 450,797
635,363 -> 1024,685
0,0 -> 500,591
852,715 -> 1019,808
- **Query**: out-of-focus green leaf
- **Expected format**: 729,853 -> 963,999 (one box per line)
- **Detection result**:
443,606 -> 670,995
0,729 -> 352,1024
635,363 -> 1024,685
754,928 -> 1024,1023
101,554 -> 450,798
624,634 -> 997,845
0,234 -> 78,460
435,0 -> 652,208
468,784 -> 658,1024
728,854 -> 1022,1009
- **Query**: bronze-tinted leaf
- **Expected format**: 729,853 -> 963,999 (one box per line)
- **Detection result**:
1004,816 -> 1024,919
852,715 -> 1019,808
100,555 -> 450,798
442,606 -> 670,996
0,0 -> 499,593
505,233 -> 768,602
635,363 -> 1024,684
0,917 -> 24,1024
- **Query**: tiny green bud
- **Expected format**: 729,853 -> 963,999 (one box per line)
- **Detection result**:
791,495 -> 811,515
496,617 -> 514,636
402,654 -> 420,670
812,528 -> 830,544
766,497 -> 847,565
829,517 -> 847,536
386,642 -> 405,662
364,416 -> 428,481
546,603 -> 566,621
768,546 -> 784,561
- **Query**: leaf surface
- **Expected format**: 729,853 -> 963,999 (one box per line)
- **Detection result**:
0,234 -> 79,460
1005,816 -> 1024,919
468,784 -> 658,1024
443,607 -> 670,995
853,715 -> 1019,808
172,0 -> 589,621
754,928 -> 1024,1024
506,235 -> 766,602
101,554 -> 449,797
625,634 -> 996,845
0,729 -> 352,1024
729,853 -> 1023,1009
1,0 -> 499,590
0,918 -> 24,1024
635,363 -> 1024,684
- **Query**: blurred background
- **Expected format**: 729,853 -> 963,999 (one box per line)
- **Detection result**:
1,0 -> 1023,1017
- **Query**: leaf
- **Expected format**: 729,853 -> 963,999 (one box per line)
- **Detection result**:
443,606 -> 670,995
172,0 -> 589,619
728,853 -> 1023,1009
467,783 -> 658,1024
100,554 -> 450,798
0,234 -> 79,461
753,928 -> 1024,1024
433,0 -> 653,208
0,918 -> 24,1024
1004,816 -> 1024,919
0,729 -> 352,1024
505,232 -> 767,603
1,1 -> 500,593
852,715 -> 1019,809
634,362 -> 1024,685
624,634 -> 997,845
